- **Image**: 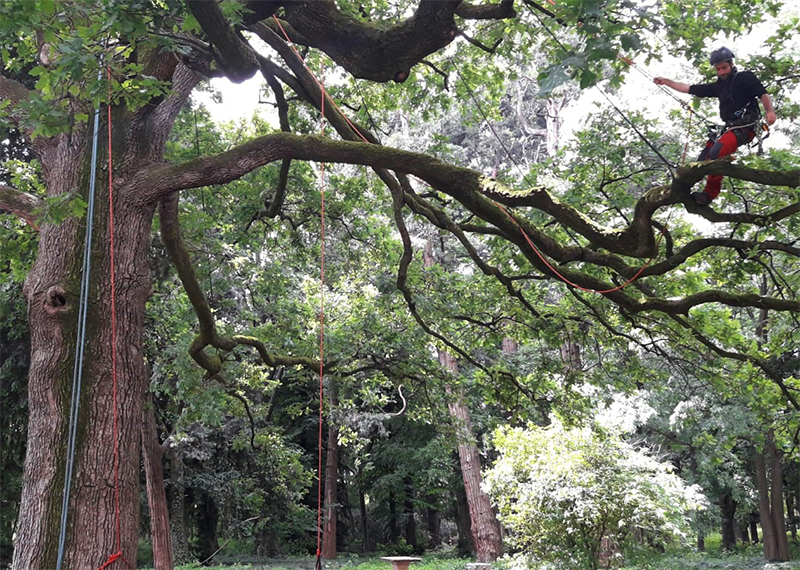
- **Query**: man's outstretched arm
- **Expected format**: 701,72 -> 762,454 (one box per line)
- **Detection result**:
654,77 -> 690,93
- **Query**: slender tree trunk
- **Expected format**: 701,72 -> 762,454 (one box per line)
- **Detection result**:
359,485 -> 369,552
756,446 -> 779,560
321,381 -> 339,559
738,522 -> 749,545
403,477 -> 417,549
388,492 -> 399,543
697,531 -> 705,552
788,493 -> 798,541
769,436 -> 789,560
13,120 -> 155,568
425,239 -> 501,562
168,451 -> 190,563
426,497 -> 441,549
441,353 -> 503,562
141,394 -> 174,570
750,517 -> 759,544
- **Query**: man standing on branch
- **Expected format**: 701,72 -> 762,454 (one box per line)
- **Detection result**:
654,47 -> 777,205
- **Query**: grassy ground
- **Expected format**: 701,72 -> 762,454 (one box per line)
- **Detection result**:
140,537 -> 800,570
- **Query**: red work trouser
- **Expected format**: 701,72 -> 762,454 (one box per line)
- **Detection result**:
697,128 -> 755,200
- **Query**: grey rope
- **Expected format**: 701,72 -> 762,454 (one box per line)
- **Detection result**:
56,66 -> 104,570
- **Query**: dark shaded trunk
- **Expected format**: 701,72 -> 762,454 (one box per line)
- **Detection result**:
196,491 -> 219,563
720,491 -> 737,551
738,522 -> 749,545
454,481 -> 473,557
141,394 -> 173,570
787,493 -> 797,541
750,517 -> 759,544
403,477 -> 416,549
388,492 -> 399,543
426,499 -> 441,549
770,437 -> 789,560
756,446 -> 778,560
321,382 -> 339,559
359,480 -> 369,552
697,531 -> 705,552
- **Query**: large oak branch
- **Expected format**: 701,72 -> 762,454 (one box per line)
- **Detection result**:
278,0 -> 462,83
0,184 -> 42,229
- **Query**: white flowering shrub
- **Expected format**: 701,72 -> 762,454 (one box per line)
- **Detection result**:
484,421 -> 707,569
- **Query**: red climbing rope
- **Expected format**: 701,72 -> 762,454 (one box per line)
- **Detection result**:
495,201 -> 665,294
97,68 -> 130,570
273,16 -> 328,563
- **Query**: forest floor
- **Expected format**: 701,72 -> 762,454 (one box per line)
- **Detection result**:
140,539 -> 800,570
152,553 -> 800,570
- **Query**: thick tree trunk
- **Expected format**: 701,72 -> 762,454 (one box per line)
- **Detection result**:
696,531 -> 705,552
720,491 -> 737,551
168,451 -> 190,563
321,382 -> 339,559
13,119 -> 155,568
141,394 -> 174,570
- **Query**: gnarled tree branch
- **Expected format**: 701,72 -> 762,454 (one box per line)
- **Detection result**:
0,184 -> 42,230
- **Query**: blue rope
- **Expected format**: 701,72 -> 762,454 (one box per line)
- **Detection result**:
56,67 -> 103,570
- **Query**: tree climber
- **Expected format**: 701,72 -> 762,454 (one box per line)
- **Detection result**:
654,47 -> 777,205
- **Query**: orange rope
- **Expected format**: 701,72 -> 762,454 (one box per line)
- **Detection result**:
96,67 -> 130,570
272,15 -> 328,560
272,15 -> 659,299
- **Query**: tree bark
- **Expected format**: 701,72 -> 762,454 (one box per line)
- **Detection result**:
168,451 -> 190,563
750,517 -> 759,544
141,394 -> 174,570
769,436 -> 789,560
756,443 -> 783,561
13,120 -> 155,569
321,381 -> 339,559
425,238 -> 501,562
697,531 -> 705,552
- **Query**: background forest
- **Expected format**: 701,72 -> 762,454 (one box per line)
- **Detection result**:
1,1 -> 800,569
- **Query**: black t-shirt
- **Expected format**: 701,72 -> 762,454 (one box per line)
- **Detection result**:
689,70 -> 768,123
